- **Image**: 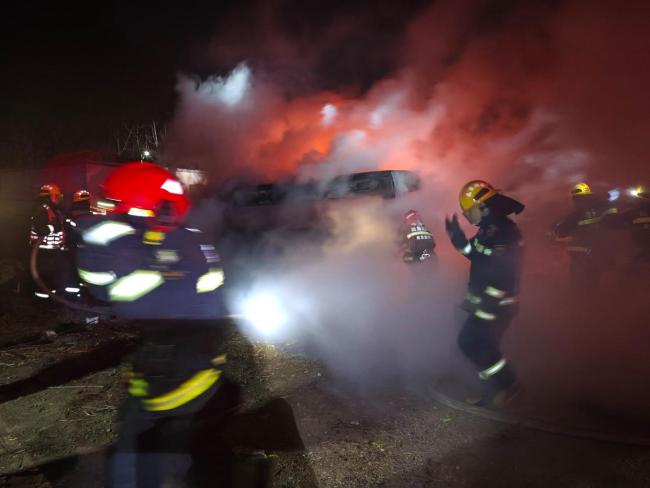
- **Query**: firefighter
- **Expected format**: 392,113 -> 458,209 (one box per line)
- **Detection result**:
62,190 -> 95,301
445,180 -> 524,407
74,163 -> 229,486
29,183 -> 68,299
617,185 -> 650,266
69,189 -> 92,219
400,209 -> 435,262
30,183 -> 66,251
552,182 -> 618,287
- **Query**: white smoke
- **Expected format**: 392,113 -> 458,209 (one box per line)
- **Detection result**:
189,62 -> 252,107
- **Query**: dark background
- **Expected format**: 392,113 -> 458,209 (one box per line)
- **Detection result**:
0,0 -> 429,168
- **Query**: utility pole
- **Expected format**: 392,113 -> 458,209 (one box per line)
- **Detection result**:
114,122 -> 163,162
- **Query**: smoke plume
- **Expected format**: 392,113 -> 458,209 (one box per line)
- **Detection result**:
166,0 -> 650,409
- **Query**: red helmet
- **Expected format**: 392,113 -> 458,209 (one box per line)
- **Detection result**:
39,183 -> 63,205
72,189 -> 91,203
101,162 -> 190,226
404,209 -> 420,221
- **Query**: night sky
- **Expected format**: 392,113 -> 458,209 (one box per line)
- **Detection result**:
0,0 -> 428,168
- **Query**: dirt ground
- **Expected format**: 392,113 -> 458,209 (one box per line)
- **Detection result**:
1,281 -> 650,487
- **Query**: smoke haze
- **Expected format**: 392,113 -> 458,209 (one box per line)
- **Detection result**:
168,0 -> 650,414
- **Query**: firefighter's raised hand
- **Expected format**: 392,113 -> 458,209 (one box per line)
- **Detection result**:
445,214 -> 467,249
445,214 -> 460,236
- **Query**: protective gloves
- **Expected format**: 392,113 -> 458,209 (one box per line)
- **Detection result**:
445,214 -> 468,250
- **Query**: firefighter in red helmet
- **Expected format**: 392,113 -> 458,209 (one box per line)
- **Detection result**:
445,180 -> 524,407
29,183 -> 68,299
74,163 -> 229,486
400,210 -> 435,263
31,183 -> 66,250
69,189 -> 92,219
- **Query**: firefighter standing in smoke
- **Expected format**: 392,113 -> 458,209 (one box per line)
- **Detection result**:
74,163 -> 228,486
400,209 -> 435,262
552,182 -> 618,287
618,186 -> 650,264
445,180 -> 524,407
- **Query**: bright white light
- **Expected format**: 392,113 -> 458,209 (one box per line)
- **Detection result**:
65,287 -> 80,293
199,63 -> 251,107
608,189 -> 620,202
242,293 -> 286,336
127,207 -> 155,217
321,103 -> 338,126
161,179 -> 184,195
628,187 -> 642,198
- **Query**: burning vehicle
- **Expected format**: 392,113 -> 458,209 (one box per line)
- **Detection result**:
216,169 -> 423,339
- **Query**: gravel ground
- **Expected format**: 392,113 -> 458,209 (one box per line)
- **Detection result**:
1,278 -> 650,487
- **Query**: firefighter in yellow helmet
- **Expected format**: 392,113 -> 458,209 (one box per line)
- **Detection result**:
445,180 -> 524,407
624,186 -> 650,264
552,182 -> 618,287
610,185 -> 650,276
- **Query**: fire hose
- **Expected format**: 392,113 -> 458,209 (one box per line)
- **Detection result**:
428,383 -> 650,448
30,237 -> 111,315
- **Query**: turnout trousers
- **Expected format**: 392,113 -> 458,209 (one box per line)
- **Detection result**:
457,309 -> 516,395
107,321 -> 227,488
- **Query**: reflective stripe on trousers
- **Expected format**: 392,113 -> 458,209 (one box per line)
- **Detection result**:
479,358 -> 507,380
484,286 -> 506,298
474,309 -> 496,321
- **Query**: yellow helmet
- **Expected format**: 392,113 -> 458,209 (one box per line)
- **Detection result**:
459,180 -> 499,212
571,182 -> 592,197
628,185 -> 648,199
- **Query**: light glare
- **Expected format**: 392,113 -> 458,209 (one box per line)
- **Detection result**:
242,293 -> 286,336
